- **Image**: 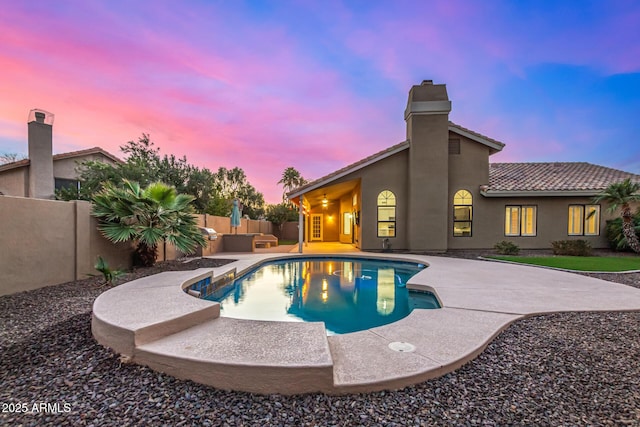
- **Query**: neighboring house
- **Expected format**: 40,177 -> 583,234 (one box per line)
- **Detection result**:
288,80 -> 640,251
0,109 -> 120,198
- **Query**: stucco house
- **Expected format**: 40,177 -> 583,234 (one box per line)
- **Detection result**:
288,80 -> 640,251
0,109 -> 120,199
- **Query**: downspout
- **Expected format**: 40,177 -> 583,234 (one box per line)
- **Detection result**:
298,194 -> 304,253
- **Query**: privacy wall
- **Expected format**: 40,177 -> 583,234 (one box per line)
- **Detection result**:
0,196 -> 273,296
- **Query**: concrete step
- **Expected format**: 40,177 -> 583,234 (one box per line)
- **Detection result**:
134,317 -> 335,395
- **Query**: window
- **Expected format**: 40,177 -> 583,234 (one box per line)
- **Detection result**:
377,190 -> 396,237
343,212 -> 352,235
54,178 -> 80,192
505,206 -> 537,236
453,190 -> 472,237
568,205 -> 600,236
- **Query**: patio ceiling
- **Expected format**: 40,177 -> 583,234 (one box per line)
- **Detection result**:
292,179 -> 359,209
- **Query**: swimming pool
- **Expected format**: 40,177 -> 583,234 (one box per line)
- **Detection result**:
205,257 -> 439,334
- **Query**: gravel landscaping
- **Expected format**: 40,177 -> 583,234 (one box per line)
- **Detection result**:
1,257 -> 640,426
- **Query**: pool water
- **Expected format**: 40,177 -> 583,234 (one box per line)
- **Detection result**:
205,257 -> 439,335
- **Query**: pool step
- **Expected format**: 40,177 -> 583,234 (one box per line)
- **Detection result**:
327,308 -> 519,393
92,269 -> 222,357
134,317 -> 335,395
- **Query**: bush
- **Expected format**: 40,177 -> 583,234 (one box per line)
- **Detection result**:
93,256 -> 123,286
605,209 -> 640,251
494,240 -> 520,255
551,239 -> 592,256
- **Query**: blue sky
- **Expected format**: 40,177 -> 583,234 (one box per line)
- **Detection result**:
1,0 -> 638,202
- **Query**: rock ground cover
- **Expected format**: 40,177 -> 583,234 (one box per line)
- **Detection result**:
1,256 -> 639,426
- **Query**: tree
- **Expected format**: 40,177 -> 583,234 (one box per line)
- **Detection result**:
278,167 -> 307,203
57,134 -> 224,212
57,134 -> 266,218
266,203 -> 300,234
92,180 -> 206,267
215,166 -> 266,219
592,178 -> 640,254
604,210 -> 640,251
0,152 -> 27,165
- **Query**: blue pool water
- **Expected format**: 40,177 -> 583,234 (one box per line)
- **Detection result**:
205,257 -> 440,335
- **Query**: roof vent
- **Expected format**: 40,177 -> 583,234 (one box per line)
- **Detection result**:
421,80 -> 433,85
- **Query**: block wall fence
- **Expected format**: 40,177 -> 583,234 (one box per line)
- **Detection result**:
0,196 -> 273,296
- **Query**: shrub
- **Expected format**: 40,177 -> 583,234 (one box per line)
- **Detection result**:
604,209 -> 640,251
551,239 -> 592,256
494,240 -> 520,255
93,256 -> 124,286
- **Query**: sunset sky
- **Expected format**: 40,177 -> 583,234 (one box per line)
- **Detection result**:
1,0 -> 638,203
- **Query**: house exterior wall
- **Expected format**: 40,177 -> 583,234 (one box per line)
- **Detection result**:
0,153 -> 120,197
0,166 -> 28,196
289,81 -> 639,252
322,205 -> 340,241
357,151 -> 409,251
447,195 -> 615,249
53,153 -> 118,180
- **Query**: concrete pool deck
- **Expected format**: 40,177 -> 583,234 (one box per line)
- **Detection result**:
92,253 -> 640,395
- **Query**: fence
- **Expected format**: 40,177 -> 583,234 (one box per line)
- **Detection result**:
0,196 -> 273,296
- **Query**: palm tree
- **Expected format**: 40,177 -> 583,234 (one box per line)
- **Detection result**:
92,180 -> 207,266
592,178 -> 640,254
278,167 -> 307,203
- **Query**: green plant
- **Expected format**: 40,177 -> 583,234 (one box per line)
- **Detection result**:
592,178 -> 640,253
551,239 -> 592,256
266,203 -> 300,233
604,209 -> 640,251
94,256 -> 124,286
494,240 -> 520,255
92,180 -> 207,267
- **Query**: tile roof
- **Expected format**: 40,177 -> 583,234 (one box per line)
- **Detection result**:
487,162 -> 640,192
0,147 -> 121,173
0,158 -> 29,172
53,147 -> 121,163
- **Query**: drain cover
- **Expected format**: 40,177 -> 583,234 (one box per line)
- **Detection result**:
388,341 -> 416,352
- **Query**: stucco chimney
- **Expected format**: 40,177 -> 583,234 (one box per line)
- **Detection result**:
404,81 -> 451,251
27,109 -> 55,199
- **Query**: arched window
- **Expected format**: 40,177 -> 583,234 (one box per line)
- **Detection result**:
377,190 -> 396,237
453,190 -> 472,237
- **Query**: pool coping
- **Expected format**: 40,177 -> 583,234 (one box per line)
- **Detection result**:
92,253 -> 640,395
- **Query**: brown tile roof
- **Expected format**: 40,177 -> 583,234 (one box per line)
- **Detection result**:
487,162 -> 640,192
0,158 -> 29,172
0,147 -> 121,173
53,147 -> 122,163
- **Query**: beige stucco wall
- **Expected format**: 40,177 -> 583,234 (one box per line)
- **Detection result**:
197,214 -> 272,236
0,197 -> 133,295
0,196 -> 276,296
442,134 -> 619,249
0,196 -> 75,294
0,166 -> 29,197
307,151 -> 408,251
447,195 -> 618,250
52,153 -> 117,180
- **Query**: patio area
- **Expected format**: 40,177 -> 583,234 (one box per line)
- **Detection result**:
91,251 -> 640,394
